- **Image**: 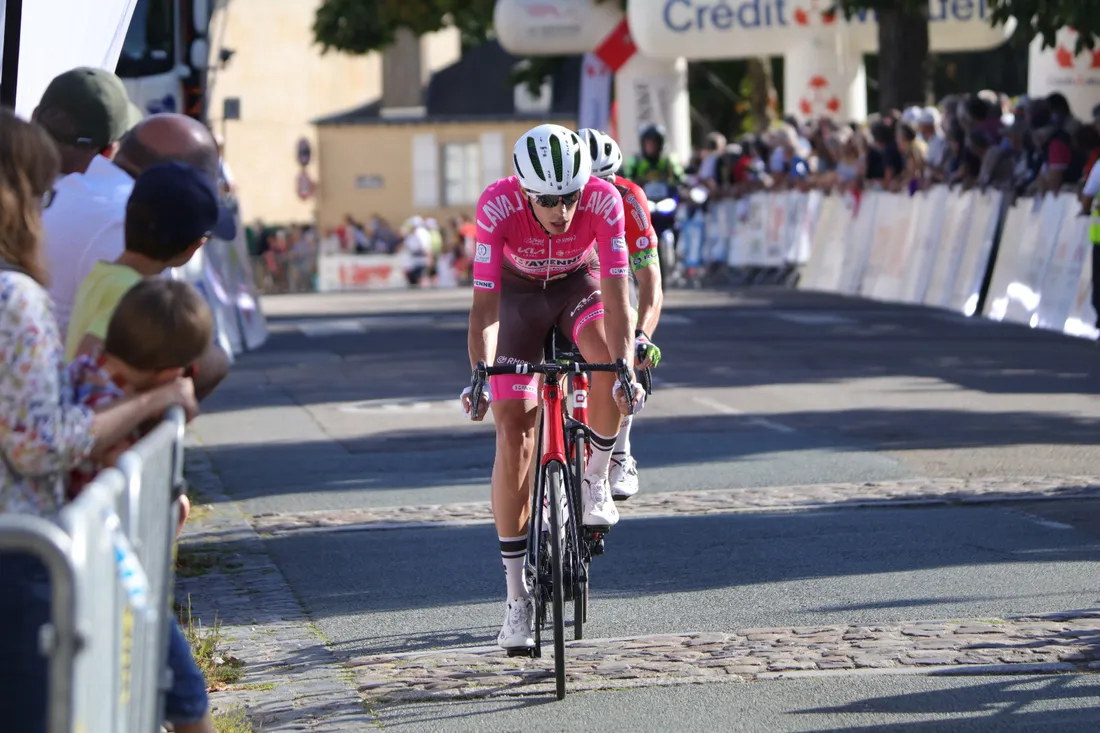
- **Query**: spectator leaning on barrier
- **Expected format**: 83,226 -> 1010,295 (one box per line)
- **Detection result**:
68,278 -> 218,733
65,161 -> 217,361
0,107 -> 199,732
43,111 -> 234,399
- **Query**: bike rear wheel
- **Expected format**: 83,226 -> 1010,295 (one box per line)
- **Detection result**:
546,461 -> 568,699
570,426 -> 589,635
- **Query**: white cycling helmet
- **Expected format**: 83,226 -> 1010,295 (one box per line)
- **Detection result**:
578,128 -> 623,180
513,123 -> 591,196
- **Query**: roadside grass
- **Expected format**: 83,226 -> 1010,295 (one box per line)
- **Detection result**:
211,708 -> 256,733
176,596 -> 257,732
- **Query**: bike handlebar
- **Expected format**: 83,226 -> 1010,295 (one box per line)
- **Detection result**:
469,359 -> 636,420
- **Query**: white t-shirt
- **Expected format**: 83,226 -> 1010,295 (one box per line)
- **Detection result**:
401,227 -> 432,270
42,156 -> 134,336
1083,159 -> 1100,199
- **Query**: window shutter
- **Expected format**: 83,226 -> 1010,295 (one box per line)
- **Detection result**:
412,133 -> 439,208
480,132 -> 505,189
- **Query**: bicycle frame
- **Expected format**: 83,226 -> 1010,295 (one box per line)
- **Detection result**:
540,377 -> 568,467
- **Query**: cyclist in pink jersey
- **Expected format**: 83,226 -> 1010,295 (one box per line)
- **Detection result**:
460,124 -> 643,652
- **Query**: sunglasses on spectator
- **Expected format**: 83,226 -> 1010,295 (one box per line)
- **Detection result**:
41,188 -> 56,209
527,190 -> 582,209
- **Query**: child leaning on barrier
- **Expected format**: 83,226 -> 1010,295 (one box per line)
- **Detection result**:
67,278 -> 213,536
66,281 -> 217,733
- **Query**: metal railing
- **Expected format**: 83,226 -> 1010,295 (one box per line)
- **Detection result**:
0,406 -> 187,733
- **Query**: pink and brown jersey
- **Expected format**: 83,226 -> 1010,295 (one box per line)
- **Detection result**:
472,176 -> 629,290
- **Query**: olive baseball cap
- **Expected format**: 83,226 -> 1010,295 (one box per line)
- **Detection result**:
36,67 -> 135,148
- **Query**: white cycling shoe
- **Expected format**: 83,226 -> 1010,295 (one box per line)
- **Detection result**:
498,596 -> 535,651
582,475 -> 620,527
610,454 -> 639,501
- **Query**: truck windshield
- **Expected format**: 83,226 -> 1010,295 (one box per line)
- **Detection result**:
116,0 -> 176,78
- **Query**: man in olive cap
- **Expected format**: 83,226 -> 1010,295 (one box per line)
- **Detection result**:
32,66 -> 143,175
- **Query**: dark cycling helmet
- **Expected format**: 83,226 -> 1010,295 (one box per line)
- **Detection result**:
639,123 -> 666,152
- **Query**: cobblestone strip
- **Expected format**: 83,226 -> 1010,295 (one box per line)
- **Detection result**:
249,475 -> 1100,536
348,611 -> 1100,703
177,442 -> 377,732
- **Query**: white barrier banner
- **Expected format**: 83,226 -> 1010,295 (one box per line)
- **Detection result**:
950,190 -> 1004,316
1036,201 -> 1090,331
317,254 -> 407,292
923,191 -> 974,309
1066,247 -> 1099,339
791,191 -> 820,265
839,191 -> 877,295
996,194 -> 1064,326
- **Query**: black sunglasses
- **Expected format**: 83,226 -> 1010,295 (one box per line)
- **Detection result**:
528,190 -> 582,209
41,188 -> 56,209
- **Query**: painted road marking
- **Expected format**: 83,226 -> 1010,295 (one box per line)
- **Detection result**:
770,311 -> 855,326
692,396 -> 796,434
339,396 -> 462,414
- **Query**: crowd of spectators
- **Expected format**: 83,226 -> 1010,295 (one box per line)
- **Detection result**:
690,90 -> 1100,202
247,212 -> 480,293
0,66 -> 231,733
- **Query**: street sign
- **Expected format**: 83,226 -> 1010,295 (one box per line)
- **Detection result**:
296,170 -> 314,200
223,97 -> 241,120
297,137 -> 312,167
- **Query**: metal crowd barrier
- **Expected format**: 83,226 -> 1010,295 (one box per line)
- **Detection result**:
0,406 -> 187,733
685,187 -> 1099,340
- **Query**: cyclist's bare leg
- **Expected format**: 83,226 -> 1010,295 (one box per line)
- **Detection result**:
490,397 -> 540,649
574,319 -> 619,439
573,319 -> 622,526
489,398 -> 538,538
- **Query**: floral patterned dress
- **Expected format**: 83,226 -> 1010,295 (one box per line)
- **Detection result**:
0,271 -> 97,517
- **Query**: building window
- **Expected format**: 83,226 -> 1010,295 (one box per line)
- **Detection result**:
443,142 -> 481,206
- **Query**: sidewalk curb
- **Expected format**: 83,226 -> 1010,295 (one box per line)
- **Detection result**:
177,439 -> 379,732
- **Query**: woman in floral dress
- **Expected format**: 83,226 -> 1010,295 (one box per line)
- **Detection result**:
0,106 -> 198,731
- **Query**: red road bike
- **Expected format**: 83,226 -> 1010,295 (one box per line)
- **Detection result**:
470,351 -> 634,700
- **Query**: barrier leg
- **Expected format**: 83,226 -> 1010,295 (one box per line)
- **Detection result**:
0,519 -> 78,733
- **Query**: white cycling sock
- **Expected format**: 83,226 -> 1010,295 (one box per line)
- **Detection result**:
500,535 -> 529,600
613,415 -> 633,457
585,429 -> 617,481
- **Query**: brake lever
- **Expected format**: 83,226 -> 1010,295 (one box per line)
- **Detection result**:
614,358 -> 635,416
470,361 -> 487,420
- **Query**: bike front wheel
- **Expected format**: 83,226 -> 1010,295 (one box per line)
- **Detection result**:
546,460 -> 568,700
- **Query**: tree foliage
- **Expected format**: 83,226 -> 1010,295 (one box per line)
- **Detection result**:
314,0 -> 626,93
833,0 -> 931,112
313,0 -> 497,54
987,0 -> 1100,53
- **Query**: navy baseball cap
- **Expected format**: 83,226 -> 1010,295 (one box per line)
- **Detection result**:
128,161 -> 237,247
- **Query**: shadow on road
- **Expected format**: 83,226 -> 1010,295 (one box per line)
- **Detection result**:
180,507 -> 1100,652
203,288 -> 1100,416
795,674 -> 1100,731
194,406 -> 1100,500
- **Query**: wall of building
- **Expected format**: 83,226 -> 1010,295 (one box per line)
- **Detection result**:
314,118 -> 576,233
205,0 -> 459,224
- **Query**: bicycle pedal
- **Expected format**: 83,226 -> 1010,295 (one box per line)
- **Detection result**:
589,538 -> 606,556
506,647 -> 537,658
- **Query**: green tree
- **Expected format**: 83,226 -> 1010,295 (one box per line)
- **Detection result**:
313,0 -> 625,93
987,0 -> 1100,53
834,0 -> 931,113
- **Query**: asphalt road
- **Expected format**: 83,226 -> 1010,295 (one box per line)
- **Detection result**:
193,286 -> 1100,730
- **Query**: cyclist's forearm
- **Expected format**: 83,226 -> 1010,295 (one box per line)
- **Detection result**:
468,311 -> 499,369
635,265 -> 663,337
601,277 -> 634,368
